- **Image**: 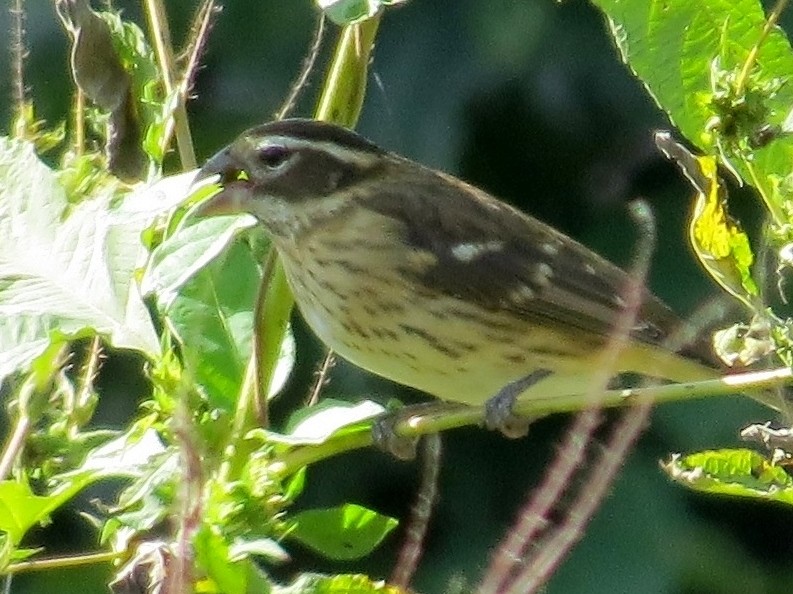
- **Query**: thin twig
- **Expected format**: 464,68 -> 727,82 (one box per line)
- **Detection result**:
276,13 -> 326,120
390,434 -> 442,589
143,0 -> 197,169
271,365 -> 793,480
479,201 -> 656,594
519,397 -> 653,592
9,0 -> 27,115
499,202 -> 657,594
178,0 -> 220,103
306,350 -> 336,407
4,551 -> 121,574
0,412 -> 30,481
71,336 -> 102,435
165,398 -> 203,594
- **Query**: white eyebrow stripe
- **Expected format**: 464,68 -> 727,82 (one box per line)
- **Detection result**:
260,136 -> 382,167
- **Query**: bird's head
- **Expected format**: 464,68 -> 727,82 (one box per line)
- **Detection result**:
194,119 -> 388,242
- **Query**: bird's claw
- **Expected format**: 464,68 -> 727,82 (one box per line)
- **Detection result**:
484,369 -> 552,438
372,413 -> 420,460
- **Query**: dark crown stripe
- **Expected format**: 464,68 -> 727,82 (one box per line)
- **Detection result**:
246,118 -> 384,155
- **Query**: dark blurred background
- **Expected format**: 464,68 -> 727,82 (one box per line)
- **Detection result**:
3,1 -> 793,592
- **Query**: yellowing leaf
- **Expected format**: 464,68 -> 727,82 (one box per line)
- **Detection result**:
655,133 -> 758,308
689,154 -> 758,306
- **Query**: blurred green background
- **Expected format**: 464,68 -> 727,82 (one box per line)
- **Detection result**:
3,1 -> 793,592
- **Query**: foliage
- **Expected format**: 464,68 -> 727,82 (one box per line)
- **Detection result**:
593,0 -> 793,506
2,0 -> 793,592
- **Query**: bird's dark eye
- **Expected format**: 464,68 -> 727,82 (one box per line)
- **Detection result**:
256,144 -> 290,170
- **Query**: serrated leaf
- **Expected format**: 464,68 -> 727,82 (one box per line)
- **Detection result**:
289,504 -> 398,561
594,0 -> 793,220
595,0 -> 793,144
0,137 -> 160,385
663,448 -> 793,505
0,481 -> 67,546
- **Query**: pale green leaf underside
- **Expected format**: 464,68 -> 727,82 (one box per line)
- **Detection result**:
0,137 -> 160,384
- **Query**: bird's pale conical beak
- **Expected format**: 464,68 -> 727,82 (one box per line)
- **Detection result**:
191,147 -> 252,217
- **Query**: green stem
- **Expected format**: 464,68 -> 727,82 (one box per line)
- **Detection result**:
744,158 -> 786,227
734,0 -> 789,97
270,366 -> 793,478
0,411 -> 29,481
4,551 -> 121,575
143,0 -> 197,170
315,15 -> 382,126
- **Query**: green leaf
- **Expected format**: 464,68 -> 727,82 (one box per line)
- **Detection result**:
194,526 -> 271,594
228,537 -> 290,564
162,234 -> 295,410
315,0 -> 408,26
53,426 -> 168,505
0,137 -> 160,384
261,399 -> 385,448
593,0 -> 793,220
56,0 -> 153,180
594,0 -> 793,143
99,7 -> 160,115
289,503 -> 397,560
655,138 -> 759,307
0,481 -> 66,546
145,191 -> 296,409
142,215 -> 257,311
283,467 -> 307,502
276,573 -> 406,594
663,448 -> 793,505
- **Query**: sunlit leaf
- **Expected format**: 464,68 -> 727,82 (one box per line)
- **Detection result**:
594,0 -> 793,221
0,481 -> 65,546
53,427 -> 167,492
260,400 -> 385,448
315,0 -> 407,26
194,526 -> 271,594
656,133 -> 758,308
155,229 -> 294,409
663,448 -> 793,505
277,573 -> 406,594
289,504 -> 398,561
0,138 -> 160,385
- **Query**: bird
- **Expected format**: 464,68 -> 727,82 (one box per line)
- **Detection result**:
193,118 -> 738,437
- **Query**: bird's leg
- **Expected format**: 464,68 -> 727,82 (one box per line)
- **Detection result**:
485,369 -> 553,437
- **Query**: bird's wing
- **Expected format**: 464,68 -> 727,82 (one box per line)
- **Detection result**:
362,165 -> 686,351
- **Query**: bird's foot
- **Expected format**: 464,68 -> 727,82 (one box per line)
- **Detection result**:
371,401 -> 469,460
372,412 -> 420,460
484,369 -> 552,437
